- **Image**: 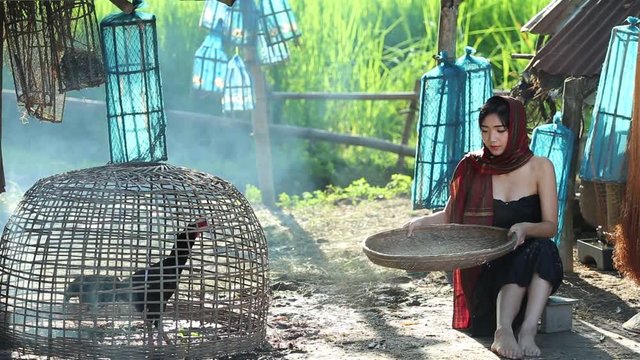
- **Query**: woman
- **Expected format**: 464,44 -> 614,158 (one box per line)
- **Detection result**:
404,96 -> 563,359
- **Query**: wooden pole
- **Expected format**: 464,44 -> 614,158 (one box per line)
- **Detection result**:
560,76 -> 598,273
245,49 -> 277,208
0,4 -> 5,194
437,0 -> 463,60
270,92 -> 418,101
1,89 -> 415,156
108,0 -> 135,14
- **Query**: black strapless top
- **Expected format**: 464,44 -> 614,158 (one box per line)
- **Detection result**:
492,194 -> 542,229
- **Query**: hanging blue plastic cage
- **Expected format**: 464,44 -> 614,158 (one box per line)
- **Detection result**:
199,0 -> 229,30
223,0 -> 259,46
412,53 -> 466,210
222,55 -> 254,112
259,0 -> 301,46
455,46 -> 493,153
531,112 -> 575,245
101,10 -> 167,164
257,22 -> 289,65
579,16 -> 639,183
193,21 -> 228,93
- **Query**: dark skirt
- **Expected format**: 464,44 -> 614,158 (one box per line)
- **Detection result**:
468,237 -> 564,337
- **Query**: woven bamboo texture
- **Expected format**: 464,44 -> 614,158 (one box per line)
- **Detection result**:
580,180 -> 625,231
4,1 -> 65,122
605,182 -> 625,230
0,163 -> 270,359
579,180 -> 599,228
44,0 -> 105,92
363,224 -> 514,271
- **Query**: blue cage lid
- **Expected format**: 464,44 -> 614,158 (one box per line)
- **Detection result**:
101,11 -> 155,26
421,51 -> 465,80
455,46 -> 491,69
533,112 -> 574,139
612,16 -> 640,35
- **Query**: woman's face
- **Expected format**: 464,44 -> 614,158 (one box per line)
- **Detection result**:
481,113 -> 508,156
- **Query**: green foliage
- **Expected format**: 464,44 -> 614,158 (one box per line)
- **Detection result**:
244,184 -> 263,205
277,174 -> 412,209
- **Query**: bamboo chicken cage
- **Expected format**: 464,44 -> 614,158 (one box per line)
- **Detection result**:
0,163 -> 270,359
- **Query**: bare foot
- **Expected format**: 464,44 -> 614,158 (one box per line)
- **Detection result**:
517,324 -> 541,357
491,327 -> 523,359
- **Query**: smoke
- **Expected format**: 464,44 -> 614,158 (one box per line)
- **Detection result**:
0,85 -> 322,225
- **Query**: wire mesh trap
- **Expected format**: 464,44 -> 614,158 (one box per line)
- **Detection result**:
0,163 -> 270,359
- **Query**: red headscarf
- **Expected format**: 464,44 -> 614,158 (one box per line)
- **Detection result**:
449,96 -> 533,329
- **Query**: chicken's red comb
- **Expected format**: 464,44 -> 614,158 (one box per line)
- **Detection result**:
195,219 -> 208,228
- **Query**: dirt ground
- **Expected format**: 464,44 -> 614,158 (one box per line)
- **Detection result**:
245,198 -> 640,360
2,198 -> 639,359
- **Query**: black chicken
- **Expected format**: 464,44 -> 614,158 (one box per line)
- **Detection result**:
127,219 -> 207,345
63,275 -> 129,310
64,220 -> 207,345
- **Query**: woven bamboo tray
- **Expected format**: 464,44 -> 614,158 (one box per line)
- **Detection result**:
362,224 -> 515,271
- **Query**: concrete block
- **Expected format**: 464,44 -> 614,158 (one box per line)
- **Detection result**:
539,296 -> 578,333
577,238 -> 614,271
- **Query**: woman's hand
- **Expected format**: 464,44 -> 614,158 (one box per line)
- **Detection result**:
508,223 -> 528,249
402,209 -> 448,237
402,217 -> 422,237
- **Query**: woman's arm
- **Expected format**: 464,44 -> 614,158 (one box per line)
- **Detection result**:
403,198 -> 451,235
509,157 -> 558,247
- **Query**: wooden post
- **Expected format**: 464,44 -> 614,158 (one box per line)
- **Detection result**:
395,79 -> 420,171
245,49 -> 277,208
437,0 -> 463,60
560,76 -> 598,273
0,4 -> 5,193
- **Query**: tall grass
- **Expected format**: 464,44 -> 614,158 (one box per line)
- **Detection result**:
456,0 -> 546,86
20,0 -> 549,194
268,0 -> 548,189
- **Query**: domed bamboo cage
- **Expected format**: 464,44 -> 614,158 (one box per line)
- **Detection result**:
0,163 -> 270,359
